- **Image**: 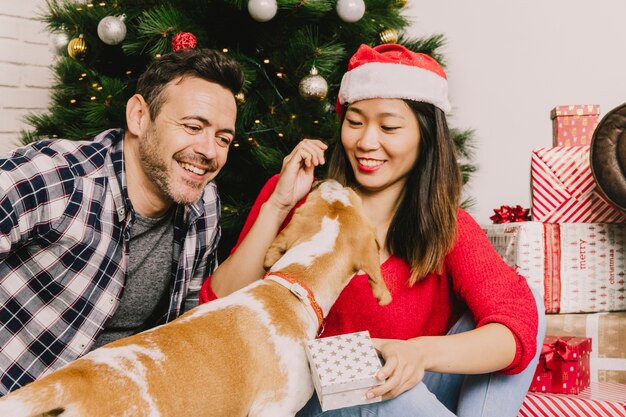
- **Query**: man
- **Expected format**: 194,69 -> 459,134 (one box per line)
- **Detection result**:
0,48 -> 244,395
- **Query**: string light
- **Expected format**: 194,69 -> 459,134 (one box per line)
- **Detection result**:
222,48 -> 229,53
263,59 -> 270,64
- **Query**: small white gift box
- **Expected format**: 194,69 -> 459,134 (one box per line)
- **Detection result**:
305,331 -> 384,411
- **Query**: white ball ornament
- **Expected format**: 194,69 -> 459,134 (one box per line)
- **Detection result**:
97,15 -> 127,46
336,0 -> 365,23
248,0 -> 278,22
48,32 -> 69,55
299,66 -> 328,101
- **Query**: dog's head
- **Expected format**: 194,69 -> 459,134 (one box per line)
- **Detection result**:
263,180 -> 392,307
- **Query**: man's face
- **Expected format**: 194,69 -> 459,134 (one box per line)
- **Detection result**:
139,76 -> 236,206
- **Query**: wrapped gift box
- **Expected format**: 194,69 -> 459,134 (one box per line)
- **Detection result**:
531,146 -> 626,223
482,222 -> 626,313
519,382 -> 626,417
305,331 -> 383,411
530,336 -> 592,394
551,104 -> 600,146
546,312 -> 626,384
530,336 -> 558,393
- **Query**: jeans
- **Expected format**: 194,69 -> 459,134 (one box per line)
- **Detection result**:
296,289 -> 546,417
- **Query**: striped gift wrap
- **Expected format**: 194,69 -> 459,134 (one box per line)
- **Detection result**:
531,146 -> 626,223
519,382 -> 626,416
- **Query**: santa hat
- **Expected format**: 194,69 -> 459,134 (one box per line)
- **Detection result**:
336,43 -> 451,115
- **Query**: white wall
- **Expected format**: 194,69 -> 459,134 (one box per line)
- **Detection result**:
405,0 -> 626,223
3,1 -> 626,223
0,0 -> 53,155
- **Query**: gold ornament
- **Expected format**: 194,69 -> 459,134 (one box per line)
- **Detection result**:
299,65 -> 328,101
379,28 -> 399,44
235,92 -> 246,105
67,35 -> 87,59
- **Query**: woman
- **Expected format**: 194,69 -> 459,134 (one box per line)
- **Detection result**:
202,43 -> 545,416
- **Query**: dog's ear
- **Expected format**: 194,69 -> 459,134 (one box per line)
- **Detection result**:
264,189 -> 325,270
344,188 -> 392,306
263,230 -> 288,270
359,235 -> 392,306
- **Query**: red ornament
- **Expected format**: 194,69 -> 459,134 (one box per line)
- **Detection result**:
171,32 -> 197,51
490,205 -> 531,224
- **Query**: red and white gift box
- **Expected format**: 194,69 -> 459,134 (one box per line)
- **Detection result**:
530,336 -> 592,394
531,146 -> 626,223
482,222 -> 626,313
546,312 -> 626,384
519,382 -> 626,417
551,104 -> 600,147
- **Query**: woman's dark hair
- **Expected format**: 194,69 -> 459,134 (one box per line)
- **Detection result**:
327,101 -> 462,284
135,48 -> 245,120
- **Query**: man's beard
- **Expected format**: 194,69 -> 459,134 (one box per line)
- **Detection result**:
138,127 -> 218,205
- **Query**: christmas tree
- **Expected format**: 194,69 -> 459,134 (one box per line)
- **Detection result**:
28,0 -> 475,260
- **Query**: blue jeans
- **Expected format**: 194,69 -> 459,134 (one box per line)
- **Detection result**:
296,289 -> 546,417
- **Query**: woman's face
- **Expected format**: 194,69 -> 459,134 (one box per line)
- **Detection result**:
341,98 -> 420,193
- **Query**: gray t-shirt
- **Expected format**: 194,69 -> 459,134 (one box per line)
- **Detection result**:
91,208 -> 174,350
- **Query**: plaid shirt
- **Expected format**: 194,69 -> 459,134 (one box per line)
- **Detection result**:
0,129 -> 220,395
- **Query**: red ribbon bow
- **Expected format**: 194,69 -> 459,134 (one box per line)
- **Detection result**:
490,205 -> 531,224
540,338 -> 580,369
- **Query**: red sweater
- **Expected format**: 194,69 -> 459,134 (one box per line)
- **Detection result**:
200,175 -> 538,374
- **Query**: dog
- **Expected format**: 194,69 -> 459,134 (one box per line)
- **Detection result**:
0,179 -> 392,417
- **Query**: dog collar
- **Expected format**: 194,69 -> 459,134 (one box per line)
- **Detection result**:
264,272 -> 325,336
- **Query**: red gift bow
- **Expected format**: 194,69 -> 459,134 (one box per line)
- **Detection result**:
490,205 -> 531,224
540,338 -> 581,370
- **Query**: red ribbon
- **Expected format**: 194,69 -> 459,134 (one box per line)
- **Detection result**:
490,205 -> 531,224
540,338 -> 582,369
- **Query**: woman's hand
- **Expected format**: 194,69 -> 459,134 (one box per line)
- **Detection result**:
267,139 -> 327,212
367,338 -> 427,401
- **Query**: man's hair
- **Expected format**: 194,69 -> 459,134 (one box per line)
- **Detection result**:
327,101 -> 461,284
135,48 -> 245,120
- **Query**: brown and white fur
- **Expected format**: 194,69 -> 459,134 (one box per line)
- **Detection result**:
0,179 -> 391,417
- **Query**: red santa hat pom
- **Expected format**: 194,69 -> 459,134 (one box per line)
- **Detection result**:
336,43 -> 451,115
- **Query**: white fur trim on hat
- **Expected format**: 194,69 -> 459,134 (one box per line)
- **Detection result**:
337,62 -> 451,114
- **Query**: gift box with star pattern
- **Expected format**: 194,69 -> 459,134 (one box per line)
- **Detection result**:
305,331 -> 384,411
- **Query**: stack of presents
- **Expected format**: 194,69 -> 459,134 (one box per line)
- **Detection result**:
484,104 -> 626,416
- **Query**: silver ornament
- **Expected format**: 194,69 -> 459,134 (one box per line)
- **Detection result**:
48,32 -> 69,54
248,0 -> 277,22
97,15 -> 127,46
299,66 -> 328,101
336,0 -> 365,23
